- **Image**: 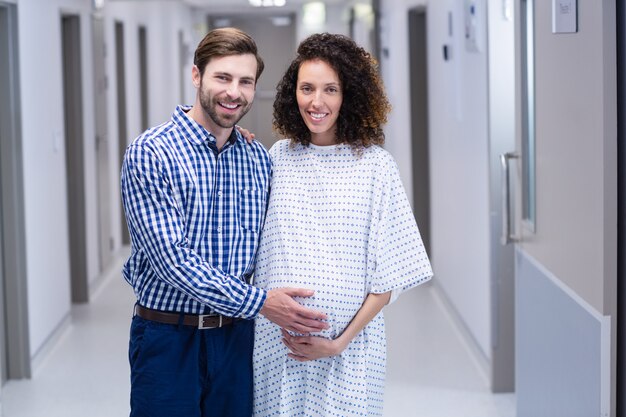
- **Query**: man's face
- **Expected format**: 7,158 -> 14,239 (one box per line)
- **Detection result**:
194,54 -> 257,130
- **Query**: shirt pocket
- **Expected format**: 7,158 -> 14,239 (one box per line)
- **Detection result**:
237,189 -> 267,233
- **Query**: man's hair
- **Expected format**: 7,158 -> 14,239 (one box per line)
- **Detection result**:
273,32 -> 390,149
194,27 -> 265,80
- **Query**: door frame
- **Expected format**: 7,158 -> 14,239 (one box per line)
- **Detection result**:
61,13 -> 89,303
486,0 -> 516,392
408,6 -> 431,255
0,1 -> 31,380
616,0 -> 626,414
138,25 -> 149,132
92,12 -> 113,273
115,21 -> 130,246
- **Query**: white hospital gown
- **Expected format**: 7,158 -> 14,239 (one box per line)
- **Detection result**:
253,140 -> 432,416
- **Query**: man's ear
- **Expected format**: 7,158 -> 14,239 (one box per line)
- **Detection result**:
191,65 -> 201,89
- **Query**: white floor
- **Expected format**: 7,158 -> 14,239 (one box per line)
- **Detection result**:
1,254 -> 515,417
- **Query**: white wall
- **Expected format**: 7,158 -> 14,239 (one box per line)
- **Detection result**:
380,0 -> 492,359
380,0 -> 424,204
104,1 -> 195,258
16,0 -> 93,358
13,0 -> 193,360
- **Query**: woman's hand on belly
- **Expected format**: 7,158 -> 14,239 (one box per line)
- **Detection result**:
280,328 -> 349,362
281,291 -> 392,362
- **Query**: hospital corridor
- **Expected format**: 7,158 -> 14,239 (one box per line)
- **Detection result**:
0,0 -> 623,416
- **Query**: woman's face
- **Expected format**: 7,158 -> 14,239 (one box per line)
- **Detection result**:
296,59 -> 343,146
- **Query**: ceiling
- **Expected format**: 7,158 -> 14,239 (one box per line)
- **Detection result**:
180,0 -> 349,12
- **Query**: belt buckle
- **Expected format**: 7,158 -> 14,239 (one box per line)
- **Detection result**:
198,314 -> 221,329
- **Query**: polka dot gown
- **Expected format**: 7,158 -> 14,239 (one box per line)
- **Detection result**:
253,140 -> 433,416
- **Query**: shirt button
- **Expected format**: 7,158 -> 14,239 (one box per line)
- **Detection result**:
217,191 -> 223,197
217,226 -> 222,233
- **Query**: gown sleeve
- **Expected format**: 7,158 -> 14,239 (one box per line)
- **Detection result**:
367,151 -> 433,302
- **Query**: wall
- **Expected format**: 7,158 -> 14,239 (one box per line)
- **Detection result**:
16,0 -> 92,358
12,0 -> 193,362
104,1 -> 194,257
379,0 -> 425,204
522,0 -> 616,320
381,0 -> 492,360
514,0 -> 617,414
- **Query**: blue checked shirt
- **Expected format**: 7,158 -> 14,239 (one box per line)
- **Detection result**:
120,105 -> 271,318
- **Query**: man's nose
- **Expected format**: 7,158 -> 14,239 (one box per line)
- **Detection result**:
226,81 -> 241,98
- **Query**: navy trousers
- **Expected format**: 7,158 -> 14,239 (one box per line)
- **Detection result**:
129,314 -> 254,417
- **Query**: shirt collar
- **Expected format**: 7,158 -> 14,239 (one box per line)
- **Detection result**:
172,105 -> 245,147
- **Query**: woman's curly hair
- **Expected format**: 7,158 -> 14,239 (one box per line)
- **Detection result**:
273,33 -> 391,149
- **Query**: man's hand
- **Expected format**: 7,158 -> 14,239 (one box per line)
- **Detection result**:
260,288 -> 328,334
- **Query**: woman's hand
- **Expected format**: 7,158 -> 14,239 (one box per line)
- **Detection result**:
280,292 -> 391,362
281,328 -> 348,362
235,125 -> 255,144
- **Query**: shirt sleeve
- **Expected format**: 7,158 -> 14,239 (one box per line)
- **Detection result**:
367,152 -> 433,301
120,143 -> 267,318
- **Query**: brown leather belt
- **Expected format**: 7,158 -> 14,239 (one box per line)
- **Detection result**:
135,305 -> 237,329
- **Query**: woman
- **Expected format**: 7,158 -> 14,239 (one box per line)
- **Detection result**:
253,33 -> 433,416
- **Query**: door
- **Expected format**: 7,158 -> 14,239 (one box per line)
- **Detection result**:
618,1 -> 626,415
508,1 -> 616,415
0,33 -> 6,382
178,30 -> 187,105
138,25 -> 149,132
61,14 -> 88,303
92,13 -> 113,272
0,1 -> 30,380
408,7 -> 431,255
115,21 -> 130,245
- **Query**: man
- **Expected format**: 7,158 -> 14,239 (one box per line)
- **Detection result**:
120,28 -> 327,417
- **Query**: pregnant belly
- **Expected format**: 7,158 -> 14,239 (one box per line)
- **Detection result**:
288,287 -> 364,339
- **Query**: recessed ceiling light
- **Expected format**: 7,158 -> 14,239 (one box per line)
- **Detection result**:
249,0 -> 285,7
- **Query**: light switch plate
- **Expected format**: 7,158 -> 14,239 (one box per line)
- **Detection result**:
552,0 -> 577,34
464,0 -> 481,52
502,0 -> 512,21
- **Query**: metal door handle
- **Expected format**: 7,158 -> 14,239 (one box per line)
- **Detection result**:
500,152 -> 519,245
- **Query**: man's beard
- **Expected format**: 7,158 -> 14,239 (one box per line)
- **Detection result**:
199,88 -> 252,129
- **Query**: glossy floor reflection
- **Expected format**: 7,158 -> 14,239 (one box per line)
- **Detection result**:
2,250 -> 515,417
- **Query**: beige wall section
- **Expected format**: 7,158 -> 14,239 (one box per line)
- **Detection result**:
522,0 -> 617,317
